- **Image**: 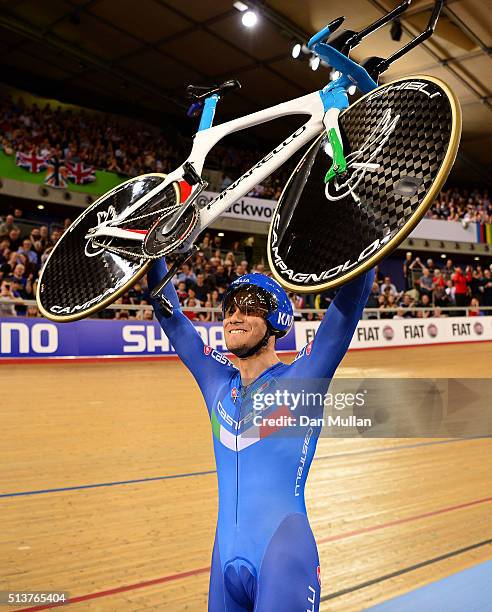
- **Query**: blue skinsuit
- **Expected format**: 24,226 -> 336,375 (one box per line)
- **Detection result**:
148,259 -> 374,612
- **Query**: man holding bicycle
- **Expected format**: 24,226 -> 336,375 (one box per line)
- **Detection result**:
148,257 -> 373,612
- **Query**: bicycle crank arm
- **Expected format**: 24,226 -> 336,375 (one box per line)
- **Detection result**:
158,181 -> 208,237
150,245 -> 199,300
85,226 -> 146,241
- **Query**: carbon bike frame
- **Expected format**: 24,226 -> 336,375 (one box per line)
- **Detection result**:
86,0 -> 443,254
86,86 -> 353,250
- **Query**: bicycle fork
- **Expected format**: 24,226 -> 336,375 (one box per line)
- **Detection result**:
323,108 -> 347,183
322,106 -> 381,196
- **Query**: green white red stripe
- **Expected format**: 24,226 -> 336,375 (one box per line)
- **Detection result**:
212,404 -> 291,451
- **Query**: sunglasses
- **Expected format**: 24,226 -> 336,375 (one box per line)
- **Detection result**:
223,286 -> 271,319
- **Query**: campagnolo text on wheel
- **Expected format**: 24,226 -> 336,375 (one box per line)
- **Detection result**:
36,0 -> 461,322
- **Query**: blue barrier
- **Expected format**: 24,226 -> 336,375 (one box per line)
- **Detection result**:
0,317 -> 296,359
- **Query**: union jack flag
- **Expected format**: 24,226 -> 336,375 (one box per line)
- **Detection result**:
44,157 -> 68,189
15,150 -> 47,173
66,161 -> 96,185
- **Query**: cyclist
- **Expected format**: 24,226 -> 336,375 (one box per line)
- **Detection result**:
148,257 -> 374,612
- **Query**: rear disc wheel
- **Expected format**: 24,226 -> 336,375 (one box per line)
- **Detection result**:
36,173 -> 180,322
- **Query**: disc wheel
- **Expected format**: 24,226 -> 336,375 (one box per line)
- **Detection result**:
36,173 -> 180,322
267,75 -> 462,293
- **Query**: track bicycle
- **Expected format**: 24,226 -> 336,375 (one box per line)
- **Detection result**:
37,0 -> 461,322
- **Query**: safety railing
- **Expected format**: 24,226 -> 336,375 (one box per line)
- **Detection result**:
1,299 -> 491,320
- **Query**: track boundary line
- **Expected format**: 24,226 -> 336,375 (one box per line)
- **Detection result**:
16,566 -> 211,611
320,538 -> 492,602
0,470 -> 217,498
315,436 -> 489,462
13,497 -> 492,611
317,496 -> 492,543
2,437 -> 489,498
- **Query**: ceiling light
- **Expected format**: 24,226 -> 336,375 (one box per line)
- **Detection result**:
242,10 -> 258,27
310,55 -> 320,71
440,253 -> 446,258
218,232 -> 225,237
292,43 -> 302,59
233,1 -> 248,11
37,204 -> 45,210
474,256 -> 480,261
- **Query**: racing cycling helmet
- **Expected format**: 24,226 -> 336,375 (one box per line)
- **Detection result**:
222,273 -> 293,358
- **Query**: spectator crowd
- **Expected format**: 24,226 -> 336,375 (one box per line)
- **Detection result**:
1,92 -> 491,321
365,253 -> 492,320
1,208 -> 491,320
0,93 -> 290,199
2,93 -> 491,211
426,187 -> 491,224
0,209 -> 269,320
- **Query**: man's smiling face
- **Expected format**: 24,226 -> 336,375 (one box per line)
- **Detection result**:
224,306 -> 268,355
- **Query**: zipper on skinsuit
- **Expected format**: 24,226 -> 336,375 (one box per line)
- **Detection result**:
235,392 -> 240,526
233,365 -> 283,525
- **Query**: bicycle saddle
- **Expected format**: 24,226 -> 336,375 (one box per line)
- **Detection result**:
187,79 -> 241,100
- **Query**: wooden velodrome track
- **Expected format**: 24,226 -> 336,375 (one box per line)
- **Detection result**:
1,343 -> 491,611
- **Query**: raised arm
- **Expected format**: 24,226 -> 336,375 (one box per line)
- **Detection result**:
147,258 -> 236,408
290,269 -> 375,379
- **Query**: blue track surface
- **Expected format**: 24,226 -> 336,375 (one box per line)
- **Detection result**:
366,559 -> 492,611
